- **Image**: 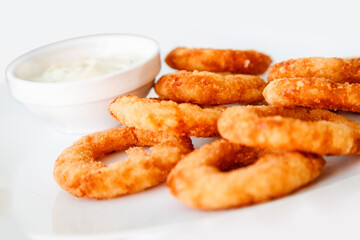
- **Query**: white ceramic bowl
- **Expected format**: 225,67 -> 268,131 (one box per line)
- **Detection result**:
6,34 -> 161,134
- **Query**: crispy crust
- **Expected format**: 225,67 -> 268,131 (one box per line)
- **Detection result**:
109,95 -> 225,137
167,139 -> 325,210
264,78 -> 360,112
165,47 -> 272,74
53,127 -> 193,199
268,57 -> 360,83
155,70 -> 266,105
217,105 -> 360,155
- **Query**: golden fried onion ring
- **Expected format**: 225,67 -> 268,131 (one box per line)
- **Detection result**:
167,139 -> 325,210
268,57 -> 360,83
218,105 -> 360,155
53,127 -> 193,199
109,95 -> 225,137
155,70 -> 266,105
165,47 -> 272,74
264,77 -> 360,113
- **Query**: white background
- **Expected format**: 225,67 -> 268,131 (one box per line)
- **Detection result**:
2,0 -> 360,86
2,0 -> 360,239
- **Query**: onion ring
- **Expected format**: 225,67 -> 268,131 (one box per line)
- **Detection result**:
109,95 -> 225,137
53,127 -> 193,199
165,47 -> 272,74
155,70 -> 266,105
167,139 -> 325,210
217,105 -> 360,155
268,57 -> 360,83
264,78 -> 360,113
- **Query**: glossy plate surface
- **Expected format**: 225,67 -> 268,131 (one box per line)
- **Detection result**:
2,85 -> 360,240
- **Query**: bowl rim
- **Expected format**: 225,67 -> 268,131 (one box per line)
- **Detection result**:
5,33 -> 160,87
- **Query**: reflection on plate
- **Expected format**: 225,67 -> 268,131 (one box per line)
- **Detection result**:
3,85 -> 360,239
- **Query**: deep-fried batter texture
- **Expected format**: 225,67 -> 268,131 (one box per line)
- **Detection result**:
167,139 -> 325,210
165,47 -> 272,74
268,57 -> 360,83
109,95 -> 225,137
264,78 -> 360,113
53,127 -> 193,199
155,70 -> 266,105
218,105 -> 360,155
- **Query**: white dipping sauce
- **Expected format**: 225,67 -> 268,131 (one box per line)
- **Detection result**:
31,55 -> 141,82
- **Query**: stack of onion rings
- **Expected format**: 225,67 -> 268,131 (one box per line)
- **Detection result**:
155,70 -> 266,105
217,105 -> 360,155
165,47 -> 272,74
263,77 -> 360,113
167,139 -> 325,210
53,47 -> 359,211
109,95 -> 225,137
53,127 -> 193,199
268,57 -> 360,83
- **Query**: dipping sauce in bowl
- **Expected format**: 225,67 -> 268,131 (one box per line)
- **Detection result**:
31,55 -> 142,83
6,34 -> 161,134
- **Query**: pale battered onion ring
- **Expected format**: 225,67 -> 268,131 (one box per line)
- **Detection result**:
155,70 -> 266,105
167,139 -> 325,210
264,78 -> 360,113
109,95 -> 225,137
53,127 -> 193,199
268,57 -> 360,83
217,105 -> 360,155
165,47 -> 272,74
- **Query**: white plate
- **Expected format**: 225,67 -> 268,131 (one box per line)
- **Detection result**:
3,84 -> 360,240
